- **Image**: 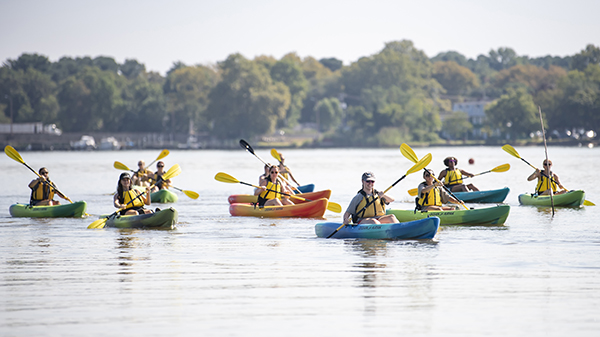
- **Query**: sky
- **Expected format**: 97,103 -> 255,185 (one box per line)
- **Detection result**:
2,0 -> 599,75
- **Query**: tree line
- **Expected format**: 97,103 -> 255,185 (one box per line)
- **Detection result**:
1,41 -> 599,146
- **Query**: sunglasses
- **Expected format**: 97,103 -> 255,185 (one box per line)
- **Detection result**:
270,171 -> 278,174
424,174 -> 432,178
365,180 -> 375,184
157,165 -> 164,168
543,163 -> 552,166
41,171 -> 49,175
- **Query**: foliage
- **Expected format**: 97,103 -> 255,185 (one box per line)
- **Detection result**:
485,88 -> 540,139
314,97 -> 342,132
432,61 -> 479,96
442,111 -> 473,140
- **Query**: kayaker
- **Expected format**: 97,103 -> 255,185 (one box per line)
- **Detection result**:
342,171 -> 399,225
527,160 -> 566,195
28,167 -> 69,206
132,160 -> 153,187
277,153 -> 300,187
151,161 -> 171,192
438,156 -> 479,192
418,169 -> 464,211
254,166 -> 294,207
114,172 -> 153,215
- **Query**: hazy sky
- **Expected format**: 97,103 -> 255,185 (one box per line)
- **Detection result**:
2,0 -> 599,75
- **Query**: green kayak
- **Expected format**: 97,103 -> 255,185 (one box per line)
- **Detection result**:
150,189 -> 178,203
518,190 -> 585,207
104,207 -> 178,229
386,204 -> 510,226
9,201 -> 88,218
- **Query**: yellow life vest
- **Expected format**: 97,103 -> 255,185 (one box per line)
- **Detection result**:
259,180 -> 281,200
31,180 -> 55,202
444,169 -> 463,185
123,189 -> 145,208
418,185 -> 442,207
536,171 -> 557,194
354,190 -> 386,221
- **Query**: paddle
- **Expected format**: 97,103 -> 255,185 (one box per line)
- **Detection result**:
326,153 -> 432,239
88,164 -> 181,229
438,163 -> 511,185
239,139 -> 301,193
214,172 -> 342,213
270,149 -> 282,162
146,149 -> 170,169
538,107 -> 555,216
502,144 -> 595,206
400,143 -> 469,210
4,145 -> 74,204
114,161 -> 198,199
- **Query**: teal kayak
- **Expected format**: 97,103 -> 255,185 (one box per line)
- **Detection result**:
518,190 -> 585,207
9,201 -> 88,218
387,205 -> 510,226
150,189 -> 178,203
296,184 -> 314,193
452,187 -> 510,203
315,217 -> 439,239
104,208 -> 178,229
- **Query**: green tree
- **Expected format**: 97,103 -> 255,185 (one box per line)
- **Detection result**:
571,44 -> 600,71
442,111 -> 473,140
485,88 -> 540,139
432,61 -> 479,96
207,54 -> 290,139
314,97 -> 342,132
319,58 -> 343,72
270,53 -> 308,127
6,53 -> 51,73
118,76 -> 166,132
120,59 -> 146,80
163,65 -> 219,134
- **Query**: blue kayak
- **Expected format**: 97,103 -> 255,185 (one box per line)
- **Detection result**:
452,187 -> 510,203
296,184 -> 315,193
315,217 -> 439,239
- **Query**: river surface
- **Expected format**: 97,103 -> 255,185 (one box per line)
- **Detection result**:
1,146 -> 599,336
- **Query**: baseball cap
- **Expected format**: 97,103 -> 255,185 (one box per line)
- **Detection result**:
362,171 -> 376,182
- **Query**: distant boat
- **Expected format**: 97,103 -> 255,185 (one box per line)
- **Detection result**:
99,137 -> 121,151
71,135 -> 96,150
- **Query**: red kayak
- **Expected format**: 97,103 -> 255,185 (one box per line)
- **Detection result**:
227,189 -> 331,204
229,198 -> 328,218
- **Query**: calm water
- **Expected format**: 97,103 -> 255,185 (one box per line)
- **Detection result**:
1,146 -> 599,336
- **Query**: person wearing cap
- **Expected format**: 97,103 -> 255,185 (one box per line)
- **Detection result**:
151,161 -> 171,192
277,153 -> 300,187
438,156 -> 479,192
28,167 -> 69,206
132,160 -> 153,187
114,172 -> 153,215
418,169 -> 464,211
342,172 -> 399,225
527,159 -> 566,195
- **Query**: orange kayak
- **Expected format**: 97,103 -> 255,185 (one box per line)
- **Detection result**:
227,189 -> 331,204
229,198 -> 328,218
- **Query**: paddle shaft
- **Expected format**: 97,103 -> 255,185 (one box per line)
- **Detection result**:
240,140 -> 301,192
18,158 -> 72,203
424,168 -> 468,210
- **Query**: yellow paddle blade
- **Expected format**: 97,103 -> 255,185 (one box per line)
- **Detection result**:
157,149 -> 170,161
271,149 -> 282,162
4,145 -> 25,164
114,161 -> 131,171
407,153 -> 432,175
183,190 -> 200,199
491,163 -> 511,173
88,218 -> 108,229
408,188 -> 418,196
400,143 -> 419,163
502,144 -> 521,159
215,172 -> 240,184
584,200 -> 595,206
326,201 -> 342,213
162,164 -> 181,181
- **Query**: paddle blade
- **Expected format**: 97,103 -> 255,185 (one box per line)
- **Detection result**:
271,149 -> 281,162
407,153 -> 432,175
400,143 -> 419,163
239,139 -> 254,154
162,164 -> 181,180
88,218 -> 107,229
114,161 -> 131,171
491,163 -> 511,173
156,149 -> 170,161
215,172 -> 240,184
4,145 -> 25,164
502,144 -> 521,159
584,200 -> 595,206
183,190 -> 200,199
326,201 -> 342,213
408,188 -> 418,196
